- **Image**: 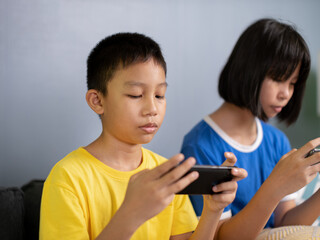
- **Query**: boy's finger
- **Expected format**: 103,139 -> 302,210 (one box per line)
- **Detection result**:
212,181 -> 238,193
158,157 -> 196,186
231,167 -> 247,181
207,191 -> 236,204
222,152 -> 237,166
129,168 -> 150,181
168,170 -> 199,194
149,153 -> 185,179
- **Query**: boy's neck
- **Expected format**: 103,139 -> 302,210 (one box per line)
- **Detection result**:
209,102 -> 258,146
84,133 -> 143,171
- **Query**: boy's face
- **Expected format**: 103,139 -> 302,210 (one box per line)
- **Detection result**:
100,59 -> 167,145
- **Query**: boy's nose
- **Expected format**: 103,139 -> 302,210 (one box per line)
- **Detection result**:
143,98 -> 157,116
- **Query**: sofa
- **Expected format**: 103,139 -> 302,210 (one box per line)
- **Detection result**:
0,180 -> 44,240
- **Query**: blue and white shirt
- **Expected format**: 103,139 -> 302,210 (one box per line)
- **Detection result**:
181,115 -> 296,228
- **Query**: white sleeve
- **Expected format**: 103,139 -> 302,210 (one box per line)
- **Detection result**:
280,191 -> 298,202
220,209 -> 232,220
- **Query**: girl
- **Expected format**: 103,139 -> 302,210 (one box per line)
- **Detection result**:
181,18 -> 320,239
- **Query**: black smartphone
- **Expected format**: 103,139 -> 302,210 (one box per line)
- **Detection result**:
305,145 -> 320,158
176,165 -> 235,195
305,145 -> 320,166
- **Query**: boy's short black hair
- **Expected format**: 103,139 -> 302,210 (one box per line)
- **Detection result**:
218,18 -> 310,125
87,32 -> 167,95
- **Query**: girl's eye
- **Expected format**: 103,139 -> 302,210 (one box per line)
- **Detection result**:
156,95 -> 165,99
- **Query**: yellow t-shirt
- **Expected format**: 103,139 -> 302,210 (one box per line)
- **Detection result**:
40,147 -> 198,239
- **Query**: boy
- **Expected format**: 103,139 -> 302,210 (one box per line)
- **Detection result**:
39,32 -> 247,239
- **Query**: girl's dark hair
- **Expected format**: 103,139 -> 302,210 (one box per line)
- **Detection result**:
87,32 -> 167,95
218,18 -> 310,125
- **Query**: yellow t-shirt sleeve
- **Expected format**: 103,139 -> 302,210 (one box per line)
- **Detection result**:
40,181 -> 89,240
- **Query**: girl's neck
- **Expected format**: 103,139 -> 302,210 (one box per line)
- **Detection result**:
84,132 -> 143,171
209,102 -> 258,146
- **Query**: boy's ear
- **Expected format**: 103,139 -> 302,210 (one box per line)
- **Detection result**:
86,89 -> 104,115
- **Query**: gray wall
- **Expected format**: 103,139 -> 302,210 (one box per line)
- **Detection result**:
1,0 -> 320,187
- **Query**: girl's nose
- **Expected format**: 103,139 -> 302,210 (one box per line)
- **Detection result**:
278,82 -> 292,100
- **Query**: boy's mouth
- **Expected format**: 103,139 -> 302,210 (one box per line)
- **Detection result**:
139,123 -> 158,134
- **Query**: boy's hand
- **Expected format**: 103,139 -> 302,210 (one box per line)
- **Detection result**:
203,152 -> 247,212
120,154 -> 199,229
268,137 -> 320,199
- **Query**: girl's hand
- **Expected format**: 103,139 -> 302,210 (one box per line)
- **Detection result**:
268,138 -> 320,199
203,152 -> 247,212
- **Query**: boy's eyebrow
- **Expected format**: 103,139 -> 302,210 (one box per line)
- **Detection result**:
124,81 -> 168,88
158,82 -> 168,87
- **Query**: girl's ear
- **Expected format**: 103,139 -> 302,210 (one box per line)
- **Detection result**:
86,89 -> 104,115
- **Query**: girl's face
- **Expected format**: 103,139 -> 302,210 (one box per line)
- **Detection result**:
260,64 -> 300,119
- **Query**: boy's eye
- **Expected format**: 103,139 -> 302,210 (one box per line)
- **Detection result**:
156,95 -> 165,99
127,95 -> 142,99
